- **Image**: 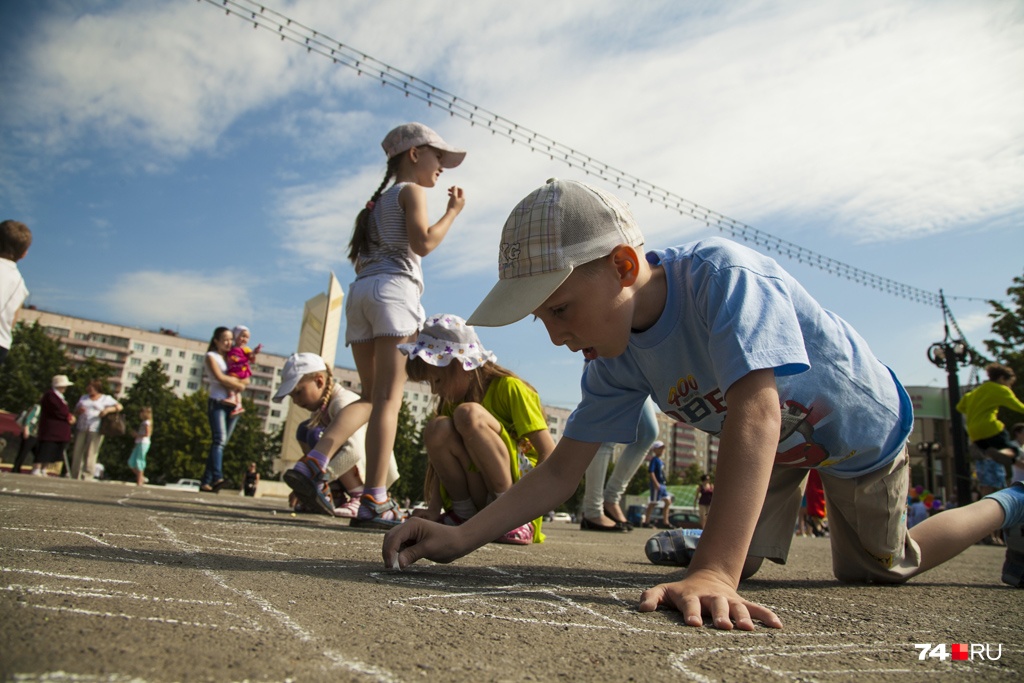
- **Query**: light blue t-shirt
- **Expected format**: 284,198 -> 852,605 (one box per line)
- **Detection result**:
564,237 -> 913,479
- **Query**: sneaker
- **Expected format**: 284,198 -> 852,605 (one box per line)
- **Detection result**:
230,404 -> 245,417
349,494 -> 405,530
1002,524 -> 1024,588
645,528 -> 702,566
283,464 -> 334,516
495,522 -> 534,545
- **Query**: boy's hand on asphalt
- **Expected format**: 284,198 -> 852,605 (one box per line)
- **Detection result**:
382,517 -> 466,570
637,570 -> 783,631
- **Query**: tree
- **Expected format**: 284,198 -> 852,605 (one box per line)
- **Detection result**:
390,400 -> 427,504
984,270 -> 1024,381
0,322 -> 70,413
223,403 -> 282,487
983,269 -> 1024,426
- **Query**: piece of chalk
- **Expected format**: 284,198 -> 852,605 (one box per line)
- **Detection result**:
389,554 -> 401,571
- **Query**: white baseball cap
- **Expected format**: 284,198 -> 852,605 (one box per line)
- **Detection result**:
651,440 -> 666,450
272,353 -> 327,403
381,122 -> 466,169
468,179 -> 644,327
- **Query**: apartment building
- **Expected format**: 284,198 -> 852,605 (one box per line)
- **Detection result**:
14,308 -> 569,441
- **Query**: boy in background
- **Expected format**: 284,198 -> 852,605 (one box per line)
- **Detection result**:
384,179 -> 1024,630
0,220 -> 31,365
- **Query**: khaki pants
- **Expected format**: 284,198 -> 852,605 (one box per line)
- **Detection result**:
71,431 -> 105,480
748,446 -> 922,583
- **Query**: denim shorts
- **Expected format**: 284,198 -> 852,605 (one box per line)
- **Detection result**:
975,457 -> 1008,489
345,274 -> 424,345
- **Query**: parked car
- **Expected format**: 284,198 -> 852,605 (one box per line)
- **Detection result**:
550,512 -> 572,523
164,478 -> 201,491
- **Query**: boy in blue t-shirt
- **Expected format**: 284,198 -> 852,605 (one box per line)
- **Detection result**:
383,179 -> 1024,630
641,441 -> 672,528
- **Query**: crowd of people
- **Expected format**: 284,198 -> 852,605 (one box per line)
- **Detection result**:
3,122 -> 1023,635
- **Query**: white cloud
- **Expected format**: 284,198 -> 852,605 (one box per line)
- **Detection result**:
102,270 -> 254,329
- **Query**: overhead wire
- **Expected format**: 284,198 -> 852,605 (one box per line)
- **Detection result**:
200,0 -> 1004,318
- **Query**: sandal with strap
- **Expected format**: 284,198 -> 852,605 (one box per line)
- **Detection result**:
283,456 -> 334,516
349,494 -> 406,530
495,522 -> 534,545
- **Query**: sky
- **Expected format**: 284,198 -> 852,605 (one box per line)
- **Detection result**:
1,0 -> 1022,409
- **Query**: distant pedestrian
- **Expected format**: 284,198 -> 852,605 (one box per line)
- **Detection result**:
642,441 -> 672,528
127,407 -> 152,487
243,462 -> 259,497
581,398 -> 658,532
71,380 -> 122,481
32,375 -> 74,477
12,402 -> 40,474
201,326 -> 249,493
0,219 -> 31,366
697,474 -> 714,530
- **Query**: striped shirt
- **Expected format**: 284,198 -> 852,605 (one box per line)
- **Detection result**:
354,182 -> 423,291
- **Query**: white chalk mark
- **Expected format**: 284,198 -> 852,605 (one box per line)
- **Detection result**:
1,567 -> 134,584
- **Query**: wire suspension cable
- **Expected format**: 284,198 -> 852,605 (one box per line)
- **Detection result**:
202,0 -> 956,309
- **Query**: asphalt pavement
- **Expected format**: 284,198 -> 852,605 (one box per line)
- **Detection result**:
1,473 -> 1021,682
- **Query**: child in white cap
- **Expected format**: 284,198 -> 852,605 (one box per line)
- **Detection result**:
399,314 -> 554,544
275,352 -> 398,518
385,178 -> 1024,631
284,122 -> 466,529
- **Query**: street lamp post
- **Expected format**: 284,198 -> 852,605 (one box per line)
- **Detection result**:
927,339 -> 971,507
915,440 -> 942,496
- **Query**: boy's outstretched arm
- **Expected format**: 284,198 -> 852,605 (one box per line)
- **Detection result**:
638,369 -> 784,630
383,438 -> 599,568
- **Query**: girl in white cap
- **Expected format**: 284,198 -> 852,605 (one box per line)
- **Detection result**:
275,352 -> 399,518
284,122 -> 465,529
399,314 -> 554,544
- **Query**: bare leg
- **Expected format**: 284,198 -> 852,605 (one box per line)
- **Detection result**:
908,498 -> 1005,575
338,467 -> 363,493
353,335 -> 414,492
451,404 -> 513,495
424,417 -> 489,510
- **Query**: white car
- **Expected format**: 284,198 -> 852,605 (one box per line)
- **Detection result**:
550,512 -> 572,523
164,478 -> 201,491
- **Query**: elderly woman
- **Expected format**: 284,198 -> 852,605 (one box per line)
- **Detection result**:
31,375 -> 76,476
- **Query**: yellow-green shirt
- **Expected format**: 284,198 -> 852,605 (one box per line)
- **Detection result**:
440,376 -> 549,542
956,381 -> 1024,441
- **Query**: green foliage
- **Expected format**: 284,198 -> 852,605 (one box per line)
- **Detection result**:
0,322 -> 71,413
983,270 -> 1024,425
390,400 -> 427,504
223,404 -> 283,486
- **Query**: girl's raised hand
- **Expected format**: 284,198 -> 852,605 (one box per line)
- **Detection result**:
447,186 -> 466,214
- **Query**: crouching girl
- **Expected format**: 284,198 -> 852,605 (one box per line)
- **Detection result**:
274,352 -> 399,518
400,314 -> 554,544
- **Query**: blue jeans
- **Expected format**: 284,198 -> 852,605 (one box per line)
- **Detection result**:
202,399 -> 240,486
